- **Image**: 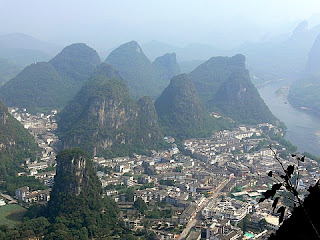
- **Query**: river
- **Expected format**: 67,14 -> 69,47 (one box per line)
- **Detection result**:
258,80 -> 320,156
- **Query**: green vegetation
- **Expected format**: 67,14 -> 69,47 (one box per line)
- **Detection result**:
0,204 -> 26,227
152,53 -> 180,82
0,62 -> 71,112
189,54 -> 278,125
0,58 -> 22,86
0,149 -> 140,239
145,209 -> 172,219
288,75 -> 320,114
57,63 -> 165,158
159,179 -> 175,186
155,74 -> 233,140
50,43 -> 101,84
0,100 -> 39,189
303,152 -> 320,163
105,41 -> 171,98
0,43 -> 101,112
134,198 -> 148,214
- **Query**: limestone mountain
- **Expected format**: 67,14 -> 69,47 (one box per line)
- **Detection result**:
46,148 -> 120,238
0,99 -> 38,179
0,58 -> 22,86
189,54 -> 277,124
305,33 -> 320,75
0,62 -> 71,112
57,63 -> 163,158
211,69 -> 278,124
0,43 -> 101,112
288,33 -> 320,114
50,43 -> 101,84
105,41 -> 171,98
152,53 -> 180,82
155,74 -> 220,139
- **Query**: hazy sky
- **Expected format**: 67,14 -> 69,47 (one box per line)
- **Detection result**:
1,0 -> 320,51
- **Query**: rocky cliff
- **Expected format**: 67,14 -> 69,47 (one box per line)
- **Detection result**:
57,63 -> 163,157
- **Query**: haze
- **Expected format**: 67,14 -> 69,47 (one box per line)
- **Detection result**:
1,0 -> 320,51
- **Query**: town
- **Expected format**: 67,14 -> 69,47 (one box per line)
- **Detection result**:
1,108 -> 319,240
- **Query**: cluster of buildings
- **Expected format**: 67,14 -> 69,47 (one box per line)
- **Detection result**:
7,108 -> 59,203
2,107 -> 320,240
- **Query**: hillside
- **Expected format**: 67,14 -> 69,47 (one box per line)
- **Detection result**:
50,43 -> 101,84
45,148 -> 120,238
0,43 -> 101,112
306,33 -> 320,74
189,54 -> 277,124
105,41 -> 169,98
0,99 -> 38,179
0,58 -> 22,86
57,63 -> 164,158
152,53 -> 180,82
0,62 -> 71,112
288,75 -> 320,113
288,32 -> 320,114
155,74 -> 226,139
211,69 -> 278,124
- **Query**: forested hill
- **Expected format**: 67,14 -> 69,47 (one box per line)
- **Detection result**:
105,41 -> 179,98
0,43 -> 101,112
189,54 -> 278,124
0,62 -> 71,113
288,33 -> 320,114
155,74 -> 231,139
49,43 -> 101,83
57,63 -> 164,158
152,53 -> 180,82
45,148 -> 120,239
0,99 -> 38,179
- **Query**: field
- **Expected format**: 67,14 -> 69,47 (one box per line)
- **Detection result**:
0,204 -> 26,227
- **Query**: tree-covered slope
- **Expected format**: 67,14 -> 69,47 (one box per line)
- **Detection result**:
0,100 -> 38,179
49,43 -> 101,84
152,53 -> 180,82
57,63 -> 164,158
0,62 -> 71,112
305,32 -> 320,75
189,54 -> 277,124
105,41 -> 167,98
0,58 -> 22,86
288,33 -> 320,114
189,54 -> 246,105
46,149 -> 119,239
211,69 -> 278,124
288,75 -> 320,113
155,74 -> 225,139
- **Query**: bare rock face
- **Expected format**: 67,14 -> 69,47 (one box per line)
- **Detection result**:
47,148 -> 103,218
57,63 -> 163,157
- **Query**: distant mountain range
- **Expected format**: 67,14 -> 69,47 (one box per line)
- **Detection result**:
0,43 -> 101,112
105,41 -> 180,98
0,33 -> 62,66
288,31 -> 320,114
56,63 -> 164,158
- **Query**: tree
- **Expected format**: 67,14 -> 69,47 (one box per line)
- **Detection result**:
134,197 -> 148,214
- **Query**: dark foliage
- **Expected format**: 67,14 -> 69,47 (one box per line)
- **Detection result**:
189,54 -> 278,124
155,74 -> 233,140
57,63 -> 164,158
